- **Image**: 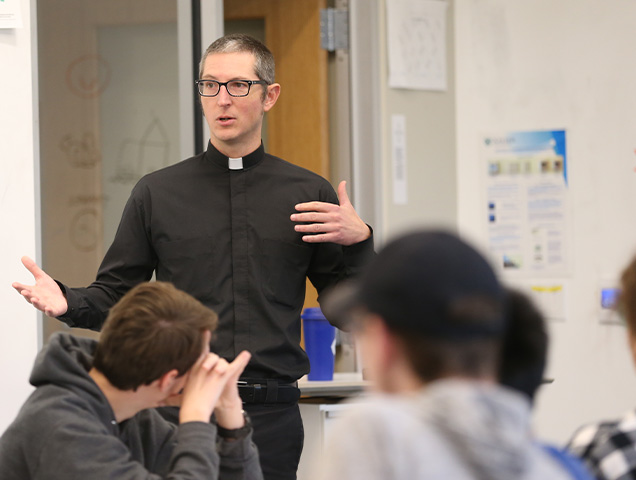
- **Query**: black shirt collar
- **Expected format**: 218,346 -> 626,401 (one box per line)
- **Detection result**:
206,141 -> 265,170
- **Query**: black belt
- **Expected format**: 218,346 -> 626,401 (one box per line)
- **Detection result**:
238,379 -> 300,404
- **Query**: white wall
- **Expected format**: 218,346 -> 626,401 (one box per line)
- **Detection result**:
377,0 -> 457,240
0,0 -> 40,432
455,0 -> 636,443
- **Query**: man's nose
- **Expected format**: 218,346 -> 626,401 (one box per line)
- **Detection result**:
216,85 -> 233,105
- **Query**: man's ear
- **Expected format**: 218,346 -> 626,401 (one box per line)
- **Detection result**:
263,83 -> 281,113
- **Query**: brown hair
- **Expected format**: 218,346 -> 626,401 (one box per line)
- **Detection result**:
93,282 -> 218,391
199,33 -> 275,98
620,254 -> 636,333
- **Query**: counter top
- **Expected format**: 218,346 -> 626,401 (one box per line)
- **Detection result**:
297,375 -> 554,398
298,373 -> 369,398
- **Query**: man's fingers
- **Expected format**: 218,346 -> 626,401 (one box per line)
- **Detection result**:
336,180 -> 351,207
12,282 -> 28,293
301,233 -> 336,244
21,256 -> 45,280
14,286 -> 35,304
291,211 -> 331,223
294,222 -> 337,234
43,307 -> 57,317
293,201 -> 337,214
31,298 -> 56,317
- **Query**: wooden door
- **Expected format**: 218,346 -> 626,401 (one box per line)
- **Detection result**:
225,0 -> 329,309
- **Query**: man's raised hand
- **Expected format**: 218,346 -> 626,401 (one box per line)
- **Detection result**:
12,256 -> 68,317
290,180 -> 371,246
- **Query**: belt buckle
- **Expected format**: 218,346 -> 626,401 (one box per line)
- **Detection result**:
237,381 -> 252,403
238,380 -> 264,403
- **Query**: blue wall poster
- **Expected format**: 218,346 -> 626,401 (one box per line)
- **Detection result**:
482,130 -> 569,277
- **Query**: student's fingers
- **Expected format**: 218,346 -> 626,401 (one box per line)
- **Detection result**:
202,330 -> 212,350
211,352 -> 250,385
204,352 -> 220,369
194,352 -> 219,374
226,351 -> 251,380
213,358 -> 230,376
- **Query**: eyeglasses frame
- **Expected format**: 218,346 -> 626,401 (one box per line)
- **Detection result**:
195,79 -> 269,98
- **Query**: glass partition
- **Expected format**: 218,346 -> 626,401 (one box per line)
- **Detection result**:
37,0 -> 189,340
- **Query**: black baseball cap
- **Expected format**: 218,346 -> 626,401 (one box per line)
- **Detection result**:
323,230 -> 505,339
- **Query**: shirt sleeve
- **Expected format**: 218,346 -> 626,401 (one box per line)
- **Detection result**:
342,227 -> 375,273
306,184 -> 375,322
565,422 -> 612,480
217,431 -> 264,480
56,182 -> 157,331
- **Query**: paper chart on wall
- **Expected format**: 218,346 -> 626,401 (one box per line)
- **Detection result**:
483,130 -> 570,277
391,114 -> 408,205
529,284 -> 566,322
386,0 -> 448,91
0,0 -> 23,29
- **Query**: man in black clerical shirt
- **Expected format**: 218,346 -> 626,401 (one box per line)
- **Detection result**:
13,34 -> 374,480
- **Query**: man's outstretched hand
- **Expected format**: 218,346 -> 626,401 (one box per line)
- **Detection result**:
12,256 -> 68,317
291,180 -> 371,246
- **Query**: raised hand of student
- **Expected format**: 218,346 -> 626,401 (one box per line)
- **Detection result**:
214,350 -> 251,430
179,349 -> 251,425
12,256 -> 68,317
291,180 -> 371,246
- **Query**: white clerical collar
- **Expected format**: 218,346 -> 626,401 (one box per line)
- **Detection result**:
228,157 -> 244,170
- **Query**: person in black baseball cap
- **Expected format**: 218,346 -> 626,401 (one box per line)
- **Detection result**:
314,230 -> 576,480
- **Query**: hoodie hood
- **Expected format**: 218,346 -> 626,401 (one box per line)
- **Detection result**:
29,332 -> 113,420
422,379 -> 532,480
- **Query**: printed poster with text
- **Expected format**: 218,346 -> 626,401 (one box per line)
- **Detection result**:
483,130 -> 569,277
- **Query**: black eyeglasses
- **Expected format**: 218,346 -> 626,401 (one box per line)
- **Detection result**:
196,79 -> 268,97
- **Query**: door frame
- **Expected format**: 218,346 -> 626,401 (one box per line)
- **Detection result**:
199,0 -> 382,240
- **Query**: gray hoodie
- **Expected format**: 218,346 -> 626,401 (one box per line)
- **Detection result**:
315,379 -> 573,480
0,332 -> 262,480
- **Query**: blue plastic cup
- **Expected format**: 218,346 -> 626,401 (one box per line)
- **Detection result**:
302,307 -> 336,381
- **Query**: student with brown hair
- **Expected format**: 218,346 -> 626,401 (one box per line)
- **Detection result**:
0,282 -> 261,480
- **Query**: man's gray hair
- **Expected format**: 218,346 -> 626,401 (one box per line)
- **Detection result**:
199,33 -> 275,89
